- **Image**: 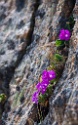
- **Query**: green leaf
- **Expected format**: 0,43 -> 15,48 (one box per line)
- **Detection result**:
65,23 -> 71,30
0,93 -> 6,103
68,14 -> 75,30
69,14 -> 75,24
55,40 -> 64,47
39,94 -> 46,103
50,79 -> 57,84
54,54 -> 63,61
0,98 -> 2,102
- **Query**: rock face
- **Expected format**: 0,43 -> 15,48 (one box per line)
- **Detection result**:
0,0 -> 77,125
41,1 -> 78,125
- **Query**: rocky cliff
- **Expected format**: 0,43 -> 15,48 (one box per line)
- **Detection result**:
0,0 -> 78,125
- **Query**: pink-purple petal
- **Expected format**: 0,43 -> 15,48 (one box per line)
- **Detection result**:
36,82 -> 42,92
32,91 -> 39,104
42,70 -> 49,81
59,29 -> 71,41
48,70 -> 56,80
32,70 -> 56,103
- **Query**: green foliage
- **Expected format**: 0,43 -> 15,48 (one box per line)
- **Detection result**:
48,52 -> 65,79
65,14 -> 75,30
0,93 -> 6,103
39,80 -> 57,105
39,94 -> 47,104
46,84 -> 53,95
32,13 -> 75,124
69,14 -> 75,24
54,54 -> 63,62
55,39 -> 64,47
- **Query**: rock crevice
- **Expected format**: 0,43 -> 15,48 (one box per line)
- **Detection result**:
0,0 -> 77,125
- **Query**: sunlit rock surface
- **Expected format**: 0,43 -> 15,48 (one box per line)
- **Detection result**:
0,0 -> 77,125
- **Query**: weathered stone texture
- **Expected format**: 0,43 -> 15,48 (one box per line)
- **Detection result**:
0,0 -> 77,125
41,0 -> 78,125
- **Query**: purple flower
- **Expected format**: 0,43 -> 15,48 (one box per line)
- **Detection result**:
41,84 -> 47,94
36,81 -> 49,94
36,82 -> 42,92
59,29 -> 65,40
42,80 -> 50,87
32,91 -> 39,104
41,80 -> 50,94
42,70 -> 49,80
64,30 -> 71,41
42,70 -> 56,81
59,29 -> 71,41
48,70 -> 56,80
40,81 -> 47,94
42,70 -> 49,81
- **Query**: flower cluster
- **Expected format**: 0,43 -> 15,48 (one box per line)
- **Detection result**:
59,29 -> 71,41
32,70 -> 56,104
55,29 -> 71,48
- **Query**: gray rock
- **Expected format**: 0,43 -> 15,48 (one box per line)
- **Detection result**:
0,0 -> 78,125
41,0 -> 78,125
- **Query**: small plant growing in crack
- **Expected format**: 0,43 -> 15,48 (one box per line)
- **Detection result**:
55,29 -> 71,50
31,13 -> 74,123
32,70 -> 56,105
32,28 -> 71,107
31,29 -> 71,123
65,14 -> 75,31
0,93 -> 7,103
55,14 -> 75,50
32,69 -> 56,123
